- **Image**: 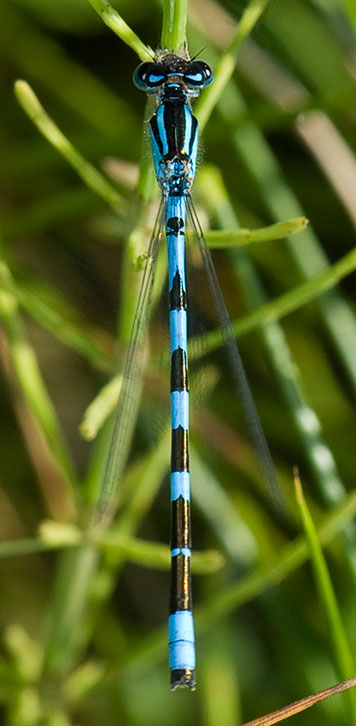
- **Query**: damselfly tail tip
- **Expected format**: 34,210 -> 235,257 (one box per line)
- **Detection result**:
170,669 -> 196,691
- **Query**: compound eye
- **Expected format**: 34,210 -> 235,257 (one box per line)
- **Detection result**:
133,62 -> 167,90
133,62 -> 153,90
184,61 -> 214,88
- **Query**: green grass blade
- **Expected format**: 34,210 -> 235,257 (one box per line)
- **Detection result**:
197,166 -> 356,566
2,186 -> 97,240
35,520 -> 225,574
100,533 -> 224,573
342,0 -> 356,35
85,0 -> 151,60
295,472 -> 356,723
2,3 -> 140,139
190,445 -> 258,567
80,374 -> 122,441
201,624 -> 242,726
264,0 -> 355,98
117,484 -> 356,678
0,272 -> 109,371
0,258 -> 77,519
43,547 -> 99,675
161,0 -> 188,52
205,216 -> 308,248
222,88 -> 356,394
196,0 -> 272,129
191,243 -> 356,348
14,81 -> 124,213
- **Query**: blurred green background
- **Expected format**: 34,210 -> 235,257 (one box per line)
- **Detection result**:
1,0 -> 356,724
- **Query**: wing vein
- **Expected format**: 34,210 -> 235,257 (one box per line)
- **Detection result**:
95,199 -> 166,526
187,195 -> 285,517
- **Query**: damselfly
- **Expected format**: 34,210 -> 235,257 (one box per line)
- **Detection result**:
97,48 -> 282,691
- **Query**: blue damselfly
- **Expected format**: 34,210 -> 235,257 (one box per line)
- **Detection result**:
96,48 -> 282,691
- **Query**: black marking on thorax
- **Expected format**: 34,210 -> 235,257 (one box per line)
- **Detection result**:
150,95 -> 197,163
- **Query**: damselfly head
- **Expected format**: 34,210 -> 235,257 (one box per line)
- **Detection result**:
133,55 -> 213,94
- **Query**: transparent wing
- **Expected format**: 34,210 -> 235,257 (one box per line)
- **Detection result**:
186,195 -> 285,518
95,198 -> 165,526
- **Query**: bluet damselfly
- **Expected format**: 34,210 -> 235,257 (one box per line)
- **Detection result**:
97,48 -> 282,691
134,52 -> 214,690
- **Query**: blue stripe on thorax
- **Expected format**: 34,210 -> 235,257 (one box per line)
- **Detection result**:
156,104 -> 169,156
150,125 -> 163,183
150,97 -> 199,191
182,105 -> 192,157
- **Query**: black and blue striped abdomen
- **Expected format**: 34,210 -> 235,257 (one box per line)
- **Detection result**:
166,196 -> 195,690
149,90 -> 199,690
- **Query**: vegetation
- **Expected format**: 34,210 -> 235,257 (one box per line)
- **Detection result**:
1,0 -> 356,723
